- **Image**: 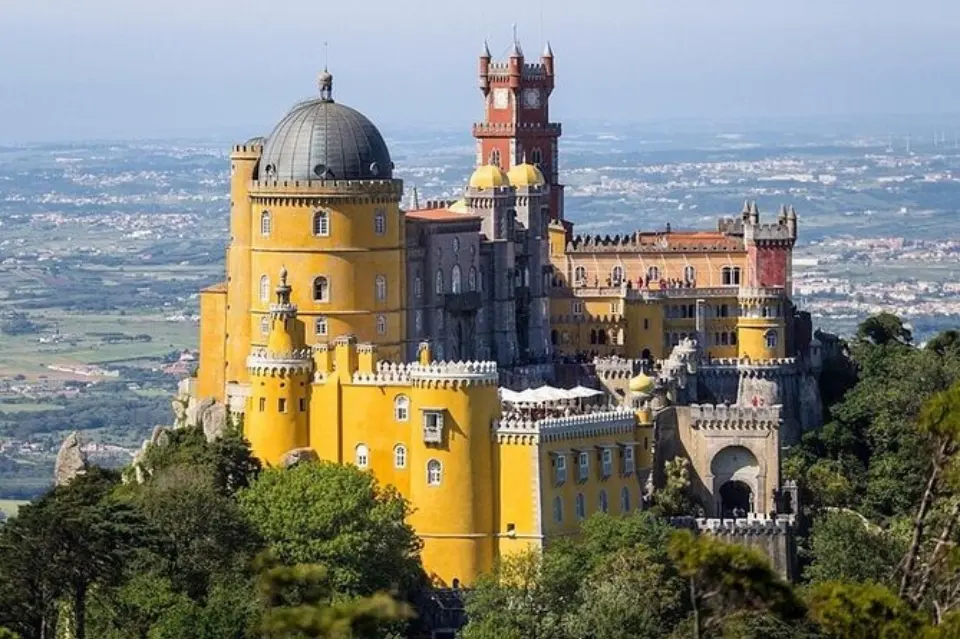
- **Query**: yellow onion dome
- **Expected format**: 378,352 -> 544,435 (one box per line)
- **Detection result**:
507,162 -> 545,187
468,164 -> 509,189
628,371 -> 655,394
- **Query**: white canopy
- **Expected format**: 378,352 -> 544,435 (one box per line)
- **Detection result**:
499,385 -> 604,404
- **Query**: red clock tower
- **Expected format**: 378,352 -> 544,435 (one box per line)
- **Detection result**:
474,38 -> 565,221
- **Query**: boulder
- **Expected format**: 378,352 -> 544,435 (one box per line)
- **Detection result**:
54,431 -> 88,486
200,402 -> 228,442
279,447 -> 319,469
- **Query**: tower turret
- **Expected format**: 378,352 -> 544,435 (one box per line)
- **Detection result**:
542,41 -> 554,78
479,41 -> 492,95
246,267 -> 312,466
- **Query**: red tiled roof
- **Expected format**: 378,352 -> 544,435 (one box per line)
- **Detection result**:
405,208 -> 481,222
201,281 -> 227,293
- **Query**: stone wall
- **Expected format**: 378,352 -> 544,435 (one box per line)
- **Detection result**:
672,515 -> 799,581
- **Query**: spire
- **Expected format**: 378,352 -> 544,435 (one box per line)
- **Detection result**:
542,40 -> 553,58
482,40 -> 492,59
412,185 -> 420,209
275,266 -> 292,306
510,24 -> 523,57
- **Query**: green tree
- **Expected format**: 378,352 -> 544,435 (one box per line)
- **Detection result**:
856,313 -> 913,346
0,468 -> 149,639
805,581 -> 926,639
926,330 -> 960,359
668,531 -> 804,639
805,511 -> 903,586
257,556 -> 412,639
565,546 -> 685,639
654,458 -> 696,517
238,461 -> 424,599
460,549 -> 558,639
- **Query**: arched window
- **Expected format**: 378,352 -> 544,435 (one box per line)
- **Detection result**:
374,209 -> 386,235
598,489 -> 609,513
414,310 -> 423,333
620,486 -> 631,513
414,275 -> 423,298
611,265 -> 624,285
376,314 -> 387,335
523,266 -> 530,287
394,395 -> 410,422
684,265 -> 696,282
647,266 -> 660,281
355,444 -> 369,469
451,265 -> 462,293
468,267 -> 478,292
765,329 -> 778,350
490,149 -> 501,168
452,237 -> 461,253
375,275 -> 387,301
575,493 -> 586,520
575,266 -> 587,285
313,210 -> 329,236
315,316 -> 328,336
531,147 -> 543,165
730,331 -> 738,346
427,459 -> 442,486
394,444 -> 406,469
553,496 -> 563,523
435,269 -> 444,294
260,210 -> 271,236
259,275 -> 270,302
478,268 -> 484,292
260,316 -> 270,335
313,276 -> 329,302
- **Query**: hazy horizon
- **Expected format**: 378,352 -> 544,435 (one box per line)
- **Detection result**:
4,0 -> 960,143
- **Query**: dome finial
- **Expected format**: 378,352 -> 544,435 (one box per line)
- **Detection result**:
319,67 -> 334,102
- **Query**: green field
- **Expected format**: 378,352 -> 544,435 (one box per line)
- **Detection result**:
0,499 -> 28,518
0,310 -> 197,379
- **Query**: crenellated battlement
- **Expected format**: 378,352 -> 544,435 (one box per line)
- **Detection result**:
566,231 -> 742,254
672,515 -> 796,536
350,361 -> 416,386
249,178 -> 403,198
410,360 -> 499,387
231,142 -> 263,156
700,358 -> 798,378
688,403 -> 781,430
246,347 -> 314,377
493,407 -> 637,443
594,356 -> 640,378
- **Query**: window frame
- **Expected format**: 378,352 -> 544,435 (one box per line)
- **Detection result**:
601,448 -> 613,477
435,269 -> 444,295
259,275 -> 271,303
620,486 -> 631,513
315,316 -> 328,337
554,454 -> 567,483
577,451 -> 590,482
375,275 -> 387,302
575,493 -> 586,520
427,459 -> 442,486
394,444 -> 407,469
599,489 -> 609,513
260,210 -> 271,236
376,314 -> 387,335
553,495 -> 563,523
313,276 -> 330,303
374,209 -> 386,236
451,264 -> 462,294
624,445 -> 636,475
355,444 -> 369,469
394,395 -> 410,422
313,209 -> 330,237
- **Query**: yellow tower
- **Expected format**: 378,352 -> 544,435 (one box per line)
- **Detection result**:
406,343 -> 500,586
246,70 -> 405,361
245,267 -> 312,466
736,289 -> 786,360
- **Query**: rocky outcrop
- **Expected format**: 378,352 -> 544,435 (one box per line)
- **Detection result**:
280,447 -> 319,468
54,431 -> 88,486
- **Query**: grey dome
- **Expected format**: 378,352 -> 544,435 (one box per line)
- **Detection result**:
260,99 -> 393,182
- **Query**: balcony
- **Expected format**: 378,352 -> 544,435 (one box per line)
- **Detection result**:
444,291 -> 482,314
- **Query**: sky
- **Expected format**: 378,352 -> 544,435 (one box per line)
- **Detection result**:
2,0 -> 960,142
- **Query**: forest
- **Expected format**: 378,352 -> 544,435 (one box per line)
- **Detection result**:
1,313 -> 960,638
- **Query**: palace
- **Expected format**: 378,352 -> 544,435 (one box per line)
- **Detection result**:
192,38 -> 820,588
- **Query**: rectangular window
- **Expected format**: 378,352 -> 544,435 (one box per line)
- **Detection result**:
643,318 -> 650,330
278,398 -> 287,413
259,397 -> 266,412
299,398 -> 306,412
578,451 -> 590,481
573,301 -> 584,315
423,411 -> 444,444
601,448 -> 613,477
624,446 -> 636,474
554,454 -> 567,483
374,211 -> 386,235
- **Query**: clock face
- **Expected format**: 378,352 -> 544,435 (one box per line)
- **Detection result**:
493,88 -> 509,110
522,88 -> 541,109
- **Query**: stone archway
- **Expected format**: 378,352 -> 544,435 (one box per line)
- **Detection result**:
710,446 -> 761,516
719,480 -> 753,517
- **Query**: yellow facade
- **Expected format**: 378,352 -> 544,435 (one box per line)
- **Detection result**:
193,69 -> 796,589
